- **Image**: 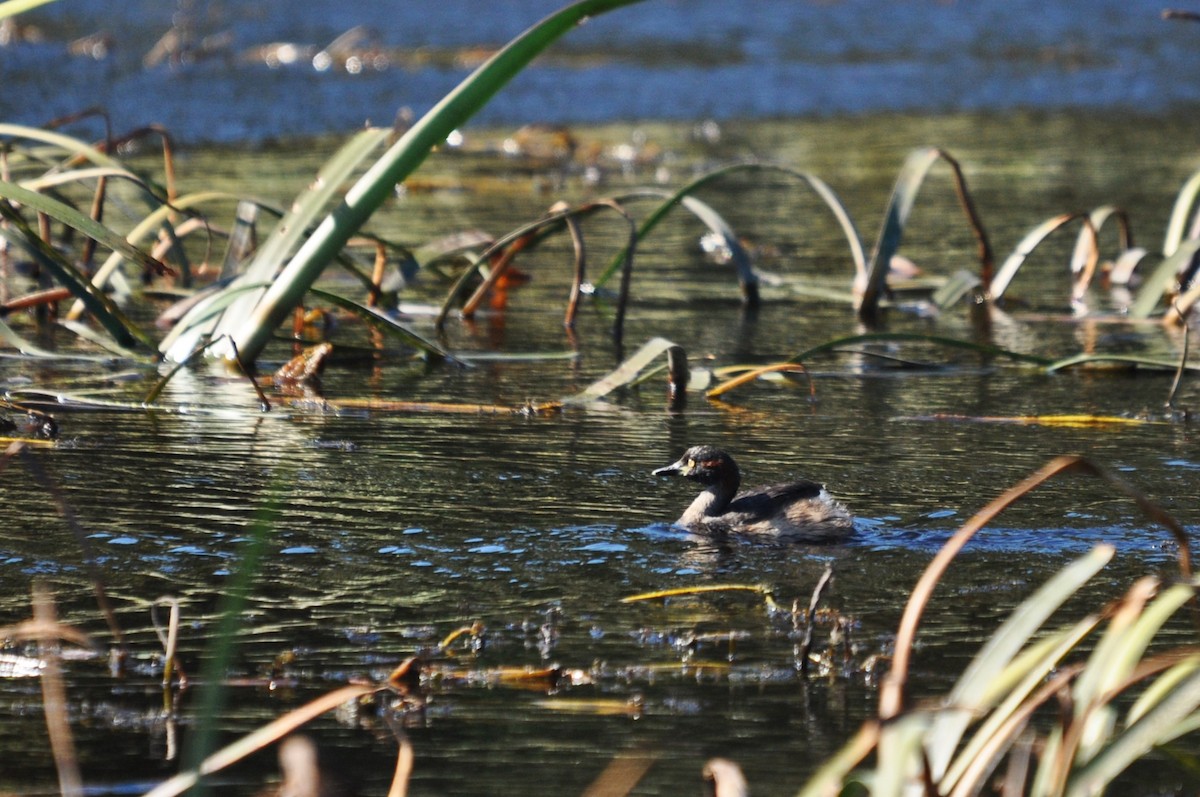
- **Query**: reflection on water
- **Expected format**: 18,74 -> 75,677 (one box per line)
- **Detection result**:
2,1 -> 1200,143
2,111 -> 1199,794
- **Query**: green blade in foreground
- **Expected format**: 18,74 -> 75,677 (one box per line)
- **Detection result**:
0,0 -> 59,19
204,0 -> 647,367
857,147 -> 942,321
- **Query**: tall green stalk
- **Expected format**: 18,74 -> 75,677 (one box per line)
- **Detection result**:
185,0 -> 646,366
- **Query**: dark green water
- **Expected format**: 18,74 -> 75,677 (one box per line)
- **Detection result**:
2,111 -> 1199,794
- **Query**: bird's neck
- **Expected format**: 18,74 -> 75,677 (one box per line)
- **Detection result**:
680,474 -> 739,522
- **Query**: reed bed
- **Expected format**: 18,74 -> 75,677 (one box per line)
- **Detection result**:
3,0 -> 1200,795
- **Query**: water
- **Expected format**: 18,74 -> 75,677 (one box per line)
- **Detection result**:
1,1 -> 1198,143
1,106 -> 1199,794
4,0 -> 1200,786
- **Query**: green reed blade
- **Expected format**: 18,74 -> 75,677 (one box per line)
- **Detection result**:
0,206 -> 150,350
596,161 -> 864,292
0,0 -> 59,19
1130,238 -> 1200,318
306,288 -> 453,362
857,147 -> 942,319
193,0 -> 646,367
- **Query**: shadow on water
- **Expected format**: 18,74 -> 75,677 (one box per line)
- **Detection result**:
2,108 -> 1200,793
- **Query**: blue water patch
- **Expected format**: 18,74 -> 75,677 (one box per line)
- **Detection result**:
577,541 -> 629,553
281,546 -> 317,554
108,536 -> 139,545
167,545 -> 212,557
378,545 -> 415,555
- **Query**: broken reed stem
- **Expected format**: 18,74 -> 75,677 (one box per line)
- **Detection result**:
1166,302 -> 1190,408
563,209 -> 586,329
937,148 -> 995,288
152,597 -> 183,691
800,564 -> 835,676
33,582 -> 83,797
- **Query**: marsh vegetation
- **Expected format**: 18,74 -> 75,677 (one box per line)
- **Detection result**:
3,1 -> 1200,795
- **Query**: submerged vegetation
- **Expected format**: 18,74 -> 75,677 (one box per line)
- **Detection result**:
4,0 -> 1200,795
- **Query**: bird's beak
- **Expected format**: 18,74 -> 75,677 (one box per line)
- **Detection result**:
653,456 -> 689,476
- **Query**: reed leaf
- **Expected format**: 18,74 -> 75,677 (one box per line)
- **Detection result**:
0,0 -> 58,19
858,148 -> 992,323
159,131 -> 390,362
1126,653 -> 1200,726
306,289 -> 453,362
597,161 -> 865,294
990,213 -> 1081,302
789,331 -> 1053,367
566,336 -> 678,404
1162,166 -> 1200,257
0,208 -> 150,350
942,617 -> 1102,794
192,0 -> 646,367
1130,238 -> 1200,318
1066,665 -> 1200,797
0,180 -> 164,278
925,546 -> 1113,781
206,129 -> 392,339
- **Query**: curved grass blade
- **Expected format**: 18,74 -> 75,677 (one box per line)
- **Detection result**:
859,148 -> 992,323
18,165 -> 143,192
204,0 -> 647,367
1066,666 -> 1200,797
1162,166 -> 1200,257
0,123 -> 124,170
596,161 -> 865,293
990,213 -> 1081,301
306,288 -> 453,362
566,336 -> 677,404
0,317 -> 63,358
0,206 -> 150,350
1070,205 -> 1129,274
140,683 -> 380,797
925,546 -> 1113,781
705,363 -> 811,399
0,180 -> 165,277
68,190 -> 240,320
1130,238 -> 1200,318
858,147 -> 942,319
789,331 -> 1053,367
1043,353 -> 1200,374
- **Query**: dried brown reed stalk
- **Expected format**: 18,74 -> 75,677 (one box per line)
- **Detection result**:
32,582 -> 83,797
878,454 -> 1192,721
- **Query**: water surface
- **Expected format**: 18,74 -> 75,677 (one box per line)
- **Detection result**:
1,111 -> 1199,794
